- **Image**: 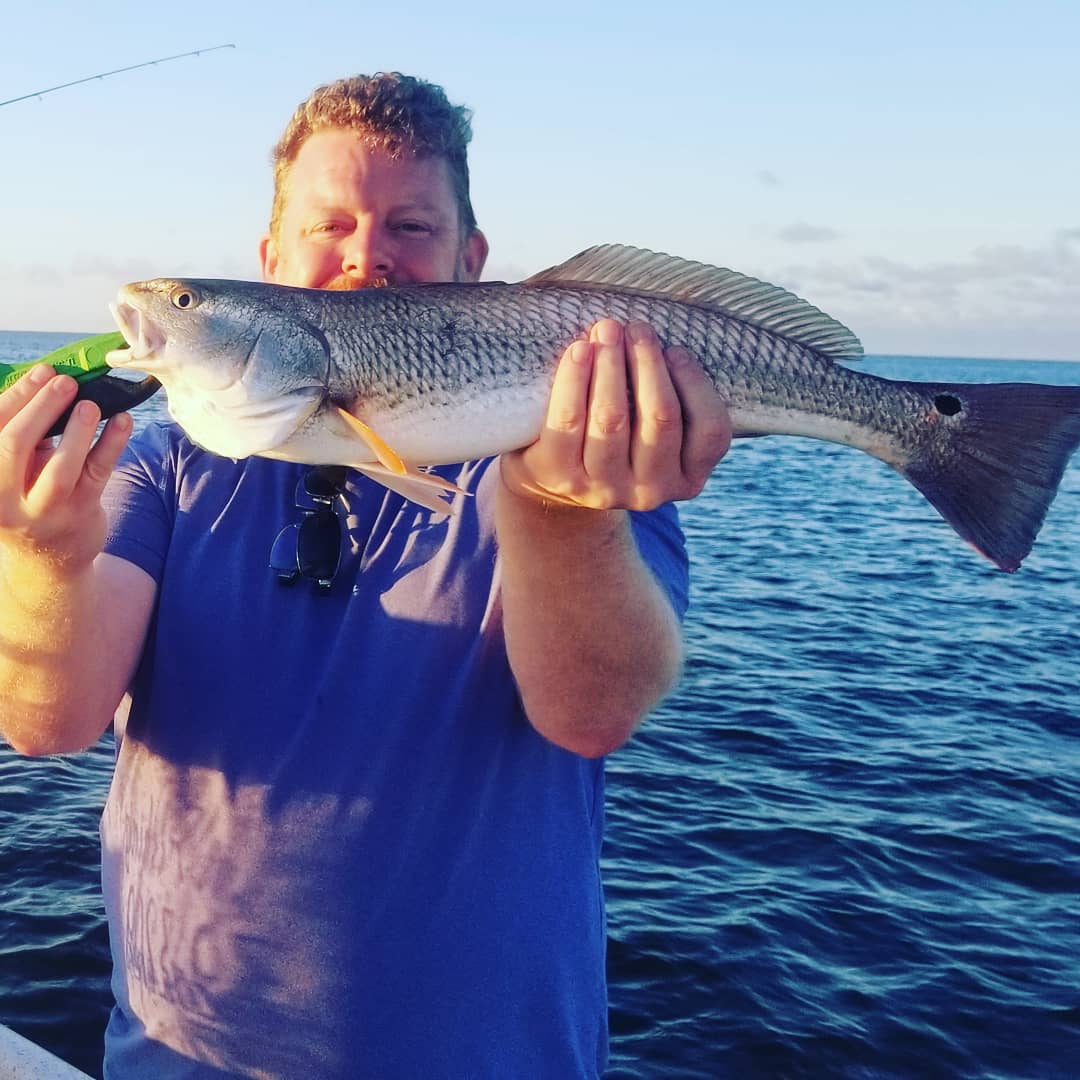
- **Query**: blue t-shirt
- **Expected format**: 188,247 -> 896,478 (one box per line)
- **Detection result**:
99,422 -> 689,1079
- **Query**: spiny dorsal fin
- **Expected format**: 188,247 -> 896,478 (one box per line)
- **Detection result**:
525,243 -> 864,363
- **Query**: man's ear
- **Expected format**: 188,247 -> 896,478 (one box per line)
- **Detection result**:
461,229 -> 489,282
259,233 -> 278,282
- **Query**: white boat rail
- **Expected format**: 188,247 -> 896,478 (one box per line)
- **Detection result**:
0,1024 -> 92,1079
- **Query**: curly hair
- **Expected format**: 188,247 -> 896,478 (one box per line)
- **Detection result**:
269,72 -> 477,238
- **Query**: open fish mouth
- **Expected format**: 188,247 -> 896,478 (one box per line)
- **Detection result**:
108,300 -> 166,366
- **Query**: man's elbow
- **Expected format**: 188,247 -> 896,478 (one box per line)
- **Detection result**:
526,715 -> 632,759
531,670 -> 683,759
518,619 -> 685,758
562,726 -> 636,759
1,712 -> 108,757
4,731 -> 93,757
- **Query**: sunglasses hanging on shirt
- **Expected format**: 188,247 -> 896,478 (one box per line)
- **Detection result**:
269,466 -> 348,593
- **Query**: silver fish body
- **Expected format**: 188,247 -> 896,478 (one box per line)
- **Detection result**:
107,244 -> 1080,571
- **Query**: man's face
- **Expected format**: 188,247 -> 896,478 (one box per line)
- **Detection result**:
260,128 -> 487,289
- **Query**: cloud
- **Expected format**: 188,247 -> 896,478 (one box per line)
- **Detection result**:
482,260 -> 531,283
69,256 -> 165,282
756,169 -> 782,188
777,222 -> 840,245
67,254 -> 257,282
769,235 -> 1080,360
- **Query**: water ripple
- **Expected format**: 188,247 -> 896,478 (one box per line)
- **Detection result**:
0,346 -> 1077,1076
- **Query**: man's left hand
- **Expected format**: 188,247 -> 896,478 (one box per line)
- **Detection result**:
500,319 -> 732,510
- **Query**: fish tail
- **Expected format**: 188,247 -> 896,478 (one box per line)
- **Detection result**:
899,381 -> 1080,571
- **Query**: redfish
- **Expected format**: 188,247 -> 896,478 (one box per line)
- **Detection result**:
107,244 -> 1080,571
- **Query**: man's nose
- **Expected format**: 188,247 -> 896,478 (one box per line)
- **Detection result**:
341,223 -> 393,281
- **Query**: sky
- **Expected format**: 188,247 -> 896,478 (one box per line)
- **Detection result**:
1,0 -> 1078,360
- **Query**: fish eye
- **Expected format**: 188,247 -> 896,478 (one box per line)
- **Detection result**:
170,286 -> 200,310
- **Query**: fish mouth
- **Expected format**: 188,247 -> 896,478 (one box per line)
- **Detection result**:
108,295 -> 166,367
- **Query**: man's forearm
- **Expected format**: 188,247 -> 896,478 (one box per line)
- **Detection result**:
495,483 -> 683,758
490,318 -> 728,757
0,370 -> 147,756
0,552 -> 112,754
0,551 -> 153,756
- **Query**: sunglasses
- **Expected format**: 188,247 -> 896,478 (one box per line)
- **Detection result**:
269,467 -> 348,593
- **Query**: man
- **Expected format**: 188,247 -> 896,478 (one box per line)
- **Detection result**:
0,73 -> 730,1077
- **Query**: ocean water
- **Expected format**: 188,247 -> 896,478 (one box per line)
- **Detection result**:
1,331 -> 1078,1078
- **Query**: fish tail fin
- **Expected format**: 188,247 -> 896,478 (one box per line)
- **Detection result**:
899,382 -> 1080,571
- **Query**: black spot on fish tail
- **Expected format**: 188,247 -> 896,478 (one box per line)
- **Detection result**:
900,382 -> 1080,571
933,393 -> 963,416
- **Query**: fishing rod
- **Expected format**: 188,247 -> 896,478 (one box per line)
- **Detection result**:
0,43 -> 236,107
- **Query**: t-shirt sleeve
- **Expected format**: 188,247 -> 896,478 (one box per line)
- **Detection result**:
101,422 -> 177,583
628,502 -> 690,621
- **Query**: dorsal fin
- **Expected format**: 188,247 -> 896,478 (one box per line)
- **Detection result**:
525,243 -> 864,363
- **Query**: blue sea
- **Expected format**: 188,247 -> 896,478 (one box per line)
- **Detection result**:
1,331 -> 1078,1078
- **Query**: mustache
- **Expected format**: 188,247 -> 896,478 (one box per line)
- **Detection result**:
322,276 -> 392,291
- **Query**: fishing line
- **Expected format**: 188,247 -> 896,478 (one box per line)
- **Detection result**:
0,44 -> 236,107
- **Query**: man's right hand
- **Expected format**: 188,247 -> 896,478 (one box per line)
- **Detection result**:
0,365 -> 132,573
0,365 -> 155,756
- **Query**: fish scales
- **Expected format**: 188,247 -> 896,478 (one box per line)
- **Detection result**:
317,282 -> 846,432
104,243 -> 1080,570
